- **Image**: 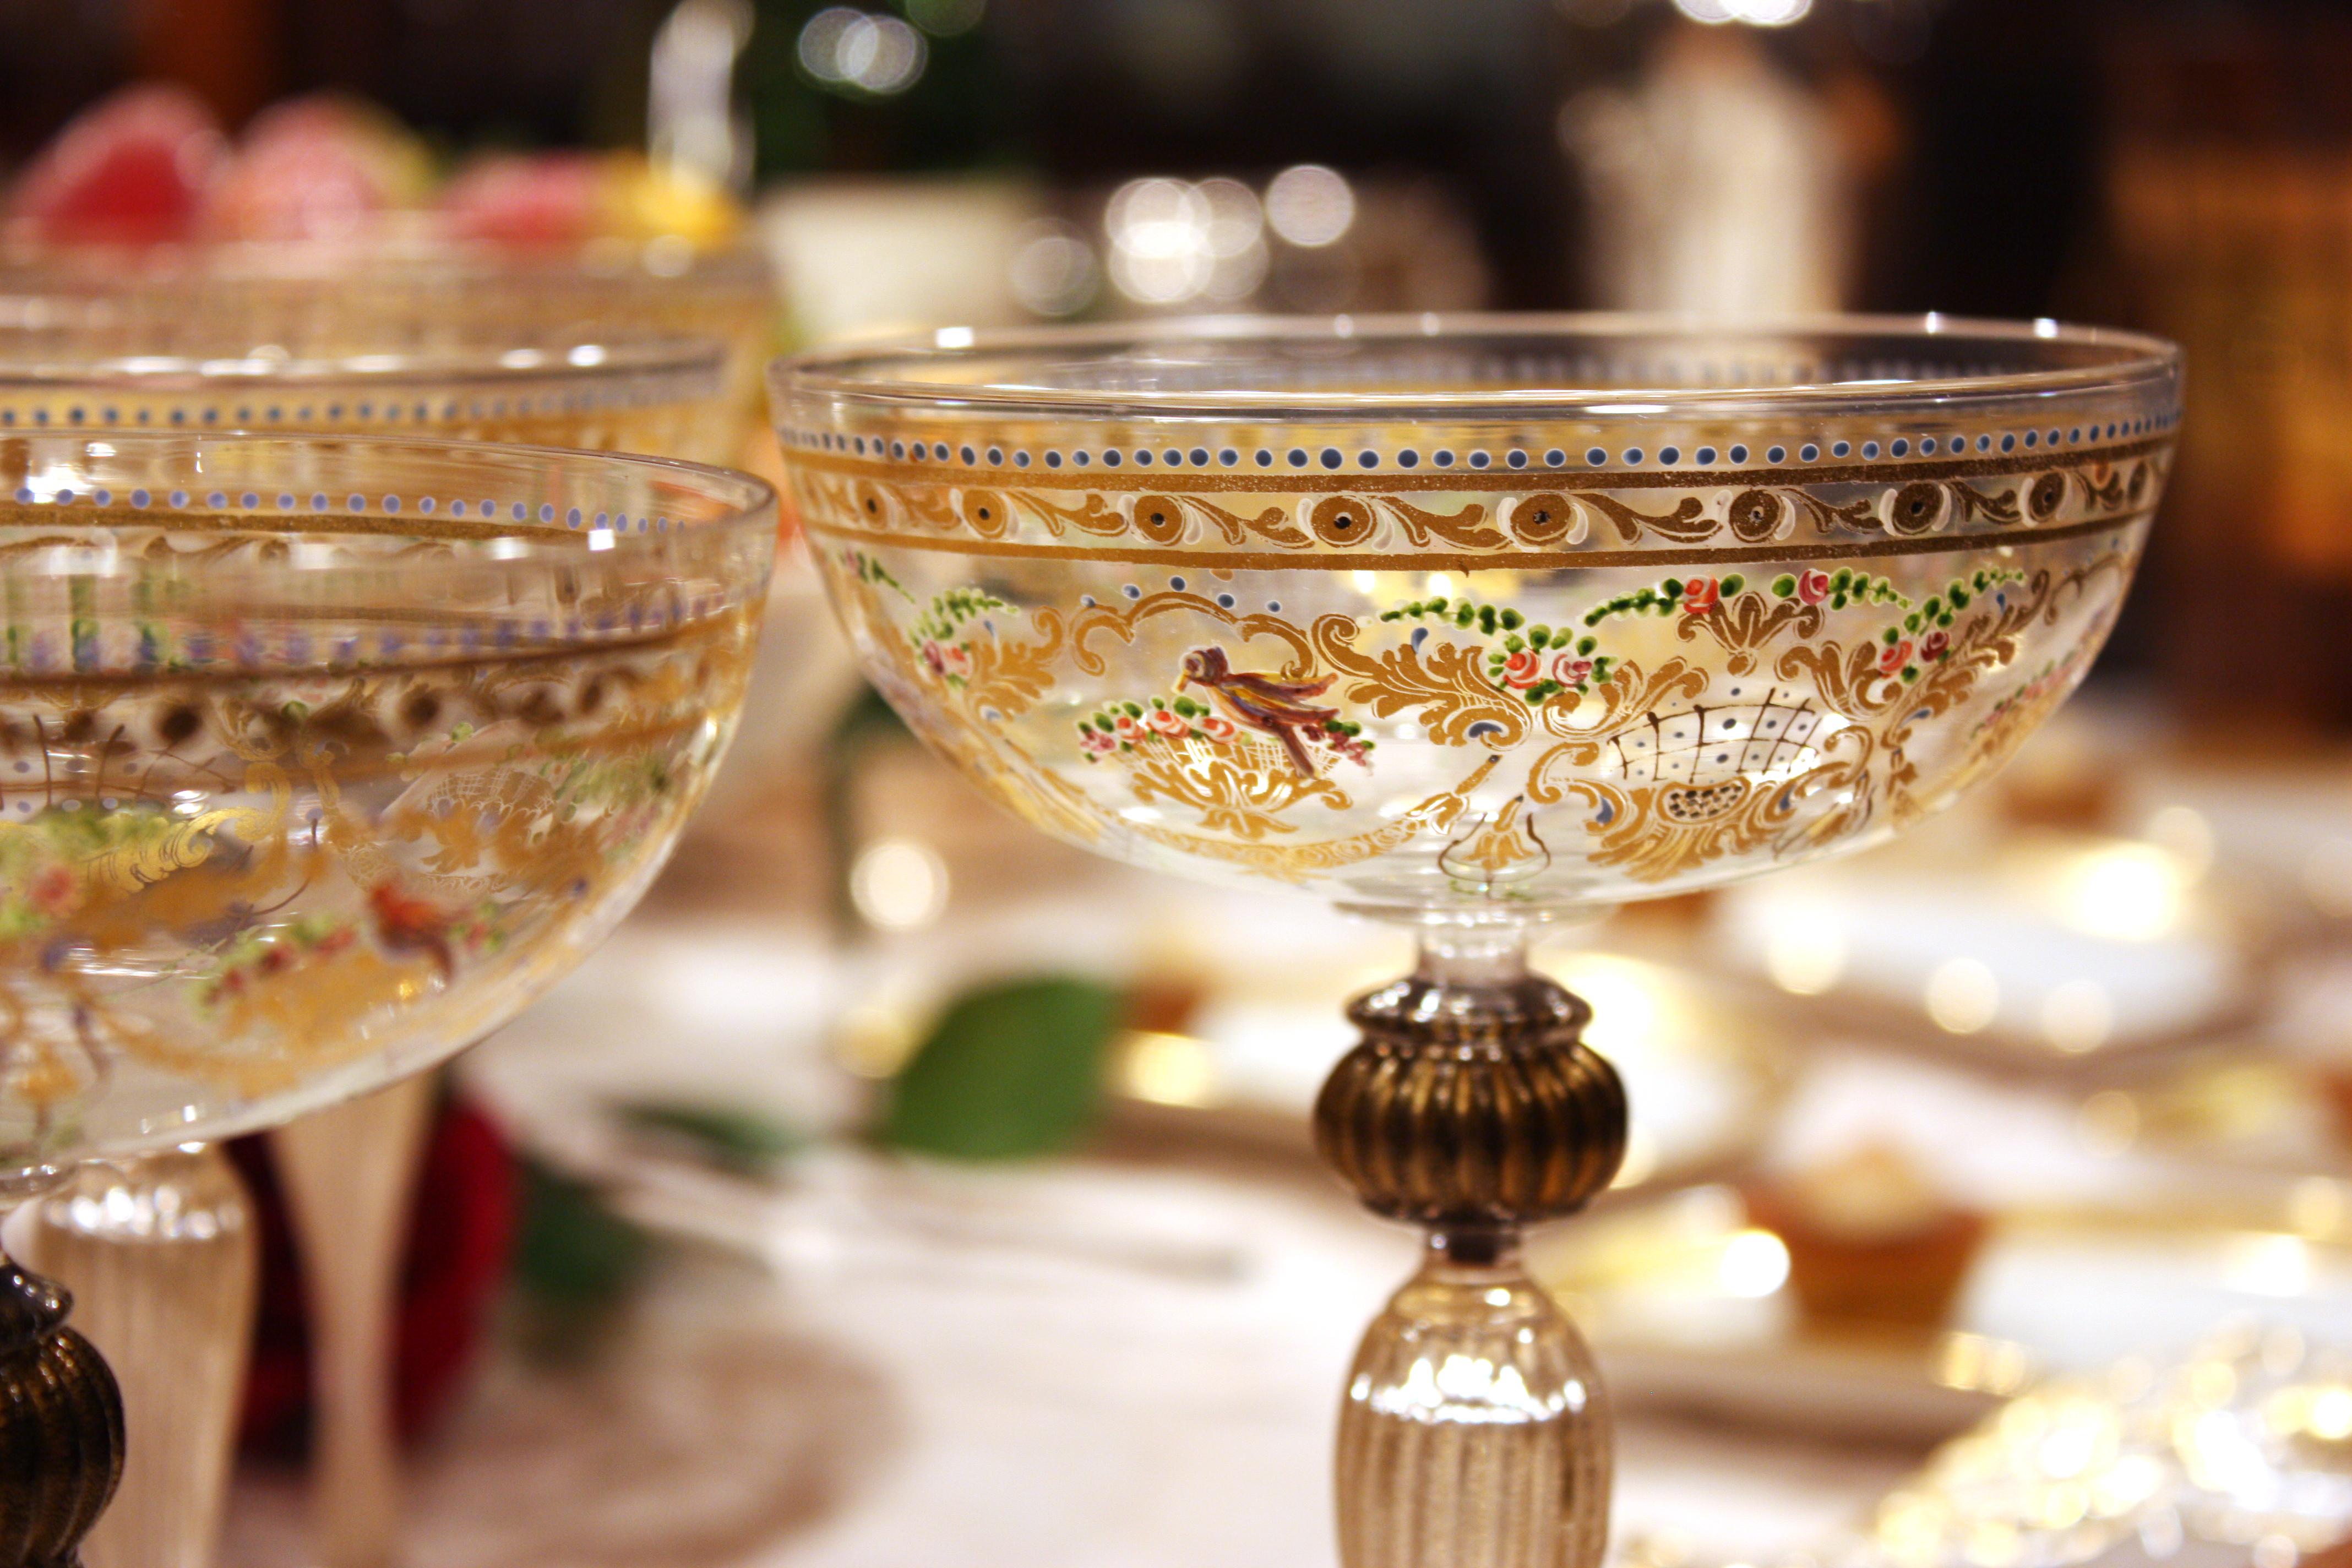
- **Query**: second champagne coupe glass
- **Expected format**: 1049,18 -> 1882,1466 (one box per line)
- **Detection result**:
0,329 -> 734,1568
0,431 -> 772,1567
772,314 -> 2180,1567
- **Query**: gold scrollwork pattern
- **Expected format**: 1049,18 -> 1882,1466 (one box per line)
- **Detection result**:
786,444 -> 2170,562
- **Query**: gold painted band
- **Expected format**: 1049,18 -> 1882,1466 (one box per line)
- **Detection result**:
803,505 -> 2155,574
780,437 -> 2171,495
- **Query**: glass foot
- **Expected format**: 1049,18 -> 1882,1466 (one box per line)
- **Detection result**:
1338,1237 -> 1609,1568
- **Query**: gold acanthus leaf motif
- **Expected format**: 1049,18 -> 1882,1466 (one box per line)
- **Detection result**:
1554,768 -> 1828,884
1676,592 -> 1823,675
1310,615 -> 1529,748
1118,732 -> 1349,839
958,609 -> 1067,721
1124,756 -> 1499,885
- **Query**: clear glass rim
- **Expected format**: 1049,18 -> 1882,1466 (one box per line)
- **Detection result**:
774,311 -> 2182,420
0,234 -> 774,290
0,428 -> 777,581
0,334 -> 726,393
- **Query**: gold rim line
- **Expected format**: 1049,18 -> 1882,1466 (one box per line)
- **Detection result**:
777,436 -> 2172,494
801,505 -> 2156,573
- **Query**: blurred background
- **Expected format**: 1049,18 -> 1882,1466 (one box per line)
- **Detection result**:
10,2 -> 2352,1567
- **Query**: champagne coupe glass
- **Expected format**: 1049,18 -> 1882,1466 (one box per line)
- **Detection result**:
0,328 -> 734,1568
0,431 -> 771,1568
771,315 -> 2180,1568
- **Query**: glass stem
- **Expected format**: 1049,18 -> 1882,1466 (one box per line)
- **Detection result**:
1315,925 -> 1623,1568
21,1147 -> 256,1568
270,1073 -> 438,1568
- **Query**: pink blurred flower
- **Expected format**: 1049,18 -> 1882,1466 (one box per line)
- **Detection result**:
1499,649 -> 1544,689
1796,569 -> 1832,605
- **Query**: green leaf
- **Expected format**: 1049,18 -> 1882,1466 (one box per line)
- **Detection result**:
878,976 -> 1123,1159
620,1101 -> 808,1175
513,1158 -> 651,1308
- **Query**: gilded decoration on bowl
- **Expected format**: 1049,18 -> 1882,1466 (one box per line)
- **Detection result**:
776,334 -> 2176,917
0,482 -> 764,1161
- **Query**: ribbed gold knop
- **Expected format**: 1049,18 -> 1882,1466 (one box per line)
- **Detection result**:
0,1261 -> 126,1568
1313,972 -> 1627,1229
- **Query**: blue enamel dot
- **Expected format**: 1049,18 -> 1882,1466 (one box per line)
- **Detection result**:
418,497 -> 436,513
1074,451 -> 1090,466
1169,576 -> 1186,590
1123,584 -> 1141,599
1920,438 -> 1937,454
1190,449 -> 1210,466
1360,450 -> 1380,469
1624,448 -> 1645,464
1696,447 -> 1717,465
1799,445 -> 1818,461
2001,434 -> 2016,451
91,490 -> 110,505
1730,444 -> 1749,462
1216,449 -> 1237,465
1469,451 -> 1491,469
1134,450 -> 1152,465
12,488 -> 30,504
960,445 -> 976,464
1659,447 -> 1680,464
1832,442 -> 1851,458
567,508 -> 582,527
278,493 -> 296,508
208,492 -> 226,508
1217,594 -> 1235,608
931,443 -> 949,460
1321,448 -> 1343,469
1891,439 -> 1908,456
1435,451 -> 1454,467
1288,449 -> 1309,467
1861,442 -> 1879,459
348,494 -> 366,511
1546,449 -> 1567,467
1046,451 -> 1062,467
538,504 -> 554,521
1401,450 -> 1420,467
1767,446 -> 1785,462
1507,450 -> 1528,469
131,489 -> 150,507
1255,450 -> 1272,466
1101,450 -> 1120,467
1587,448 -> 1607,466
2024,431 -> 2038,448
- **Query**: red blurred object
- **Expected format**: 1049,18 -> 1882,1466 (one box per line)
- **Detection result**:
199,94 -> 422,243
4,83 -> 226,245
437,153 -> 605,249
231,1090 -> 519,1455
